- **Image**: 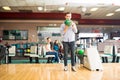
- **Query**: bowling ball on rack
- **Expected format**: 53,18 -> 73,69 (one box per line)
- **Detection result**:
27,49 -> 30,53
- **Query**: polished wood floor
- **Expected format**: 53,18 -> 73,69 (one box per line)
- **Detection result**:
0,63 -> 120,80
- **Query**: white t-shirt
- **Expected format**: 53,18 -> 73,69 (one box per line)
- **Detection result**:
45,43 -> 51,52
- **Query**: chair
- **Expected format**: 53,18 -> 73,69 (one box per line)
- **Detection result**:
8,46 -> 16,63
115,54 -> 120,62
26,45 -> 55,63
29,46 -> 38,56
29,46 -> 39,63
114,46 -> 120,63
100,45 -> 113,63
0,46 -> 7,64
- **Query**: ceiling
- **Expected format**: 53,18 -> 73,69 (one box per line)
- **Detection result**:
0,0 -> 120,20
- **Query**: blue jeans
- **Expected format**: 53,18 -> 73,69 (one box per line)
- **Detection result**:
46,51 -> 59,62
63,41 -> 75,66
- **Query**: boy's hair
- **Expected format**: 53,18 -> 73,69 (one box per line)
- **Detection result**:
65,12 -> 71,15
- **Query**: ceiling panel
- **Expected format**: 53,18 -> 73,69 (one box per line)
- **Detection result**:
0,0 -> 9,6
0,0 -> 120,19
25,0 -> 34,6
34,0 -> 44,6
6,0 -> 18,6
16,0 -> 27,6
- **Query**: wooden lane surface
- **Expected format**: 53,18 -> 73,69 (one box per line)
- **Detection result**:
0,63 -> 120,80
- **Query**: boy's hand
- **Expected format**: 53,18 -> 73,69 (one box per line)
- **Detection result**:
64,25 -> 68,33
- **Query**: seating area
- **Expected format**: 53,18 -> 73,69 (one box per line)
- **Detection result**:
100,45 -> 120,63
1,41 -> 120,64
0,43 -> 55,64
100,45 -> 113,63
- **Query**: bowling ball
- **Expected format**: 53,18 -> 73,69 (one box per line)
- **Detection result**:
64,19 -> 72,26
78,49 -> 84,55
27,49 -> 30,53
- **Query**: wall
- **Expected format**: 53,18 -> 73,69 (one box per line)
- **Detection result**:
0,20 -> 66,45
0,22 -> 37,45
0,20 -> 120,45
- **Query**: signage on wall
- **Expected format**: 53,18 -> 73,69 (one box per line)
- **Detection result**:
2,30 -> 28,40
79,33 -> 103,38
37,27 -> 62,42
38,27 -> 61,37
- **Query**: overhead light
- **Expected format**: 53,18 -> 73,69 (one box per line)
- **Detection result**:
90,8 -> 98,11
106,13 -> 114,16
2,6 -> 11,10
82,7 -> 87,12
58,7 -> 65,11
115,8 -> 120,12
38,7 -> 43,11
